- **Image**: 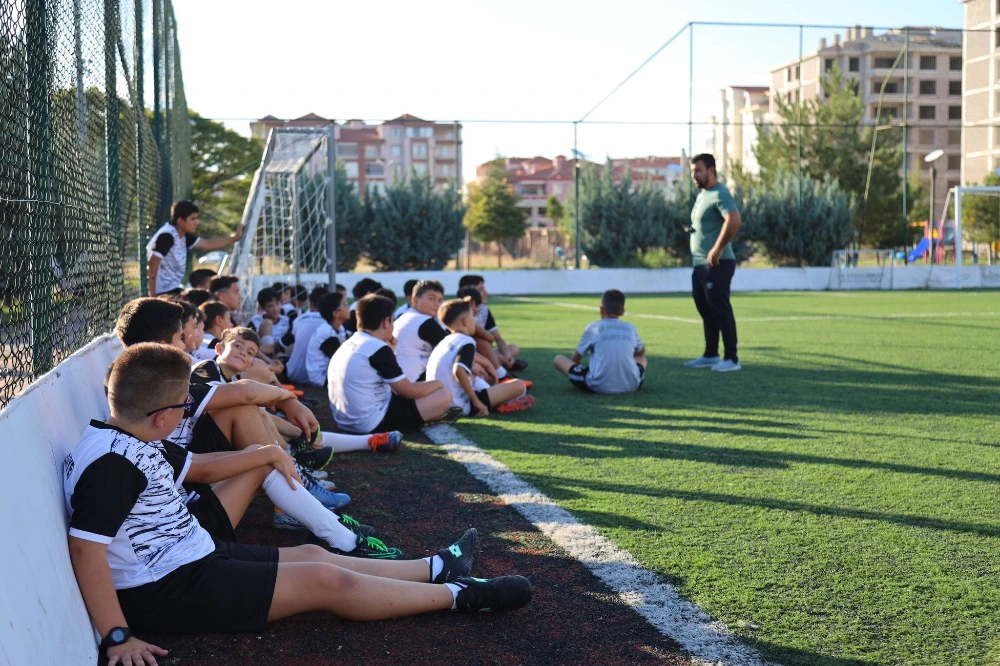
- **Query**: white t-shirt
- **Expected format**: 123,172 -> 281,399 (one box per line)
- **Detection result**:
392,311 -> 448,381
474,304 -> 498,333
426,332 -> 479,415
63,421 -> 215,589
146,222 -> 200,294
190,333 -> 220,362
576,318 -> 645,394
393,304 -> 413,320
305,322 -> 348,386
328,332 -> 405,434
285,311 -> 325,383
250,314 -> 290,348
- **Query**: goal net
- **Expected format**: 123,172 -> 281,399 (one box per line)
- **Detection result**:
829,249 -> 895,290
227,128 -> 336,322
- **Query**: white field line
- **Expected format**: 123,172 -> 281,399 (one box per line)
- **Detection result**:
423,423 -> 774,666
509,297 -> 1000,325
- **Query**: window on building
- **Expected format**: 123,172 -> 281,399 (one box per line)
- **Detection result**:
433,144 -> 453,159
948,129 -> 962,146
949,80 -> 962,96
795,65 -> 800,79
849,57 -> 860,72
390,127 -> 402,138
344,162 -> 359,179
436,130 -> 455,140
875,81 -> 900,94
877,106 -> 899,119
364,144 -> 380,158
406,127 -> 433,138
434,163 -> 454,178
950,56 -> 962,71
412,143 -> 427,159
919,105 -> 936,120
919,55 -> 937,71
919,129 -> 935,145
873,56 -> 895,69
787,68 -> 792,82
949,105 -> 962,120
795,90 -> 800,102
919,80 -> 936,96
391,145 -> 402,157
825,58 -> 834,72
553,183 -> 563,195
336,143 -> 358,158
947,154 -> 961,171
412,162 -> 428,175
365,163 -> 384,177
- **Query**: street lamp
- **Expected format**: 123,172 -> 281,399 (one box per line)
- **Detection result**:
924,149 -> 944,267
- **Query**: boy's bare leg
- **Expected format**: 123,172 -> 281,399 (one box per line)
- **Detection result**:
210,460 -> 273,529
270,412 -> 302,440
415,387 -> 452,422
485,380 -> 526,407
210,405 -> 283,451
553,355 -> 575,376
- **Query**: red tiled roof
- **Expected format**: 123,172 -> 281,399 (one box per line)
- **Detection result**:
339,127 -> 381,143
295,112 -> 329,122
385,113 -> 430,124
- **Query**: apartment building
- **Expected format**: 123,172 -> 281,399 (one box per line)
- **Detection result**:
770,26 -> 963,219
707,85 -> 770,177
961,0 -> 1000,186
249,113 -> 462,193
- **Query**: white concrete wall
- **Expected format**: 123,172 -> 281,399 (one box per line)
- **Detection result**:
0,334 -> 122,665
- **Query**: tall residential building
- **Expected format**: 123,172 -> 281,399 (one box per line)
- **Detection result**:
770,26 -> 963,219
249,113 -> 462,193
961,1 -> 1000,185
707,85 -> 770,178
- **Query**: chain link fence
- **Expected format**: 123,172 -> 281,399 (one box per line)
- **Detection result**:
0,0 -> 190,409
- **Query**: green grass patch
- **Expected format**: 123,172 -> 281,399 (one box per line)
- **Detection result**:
456,291 -> 1000,665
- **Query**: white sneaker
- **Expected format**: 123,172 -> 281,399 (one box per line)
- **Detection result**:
711,359 -> 742,372
309,470 -> 328,480
684,355 -> 720,368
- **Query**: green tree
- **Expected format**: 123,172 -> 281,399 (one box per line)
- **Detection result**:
545,194 -> 565,229
464,160 -> 528,267
189,111 -> 262,239
754,66 -> 903,250
959,172 -> 1000,256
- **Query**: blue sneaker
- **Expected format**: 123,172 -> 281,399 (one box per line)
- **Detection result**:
299,465 -> 350,509
367,431 -> 403,453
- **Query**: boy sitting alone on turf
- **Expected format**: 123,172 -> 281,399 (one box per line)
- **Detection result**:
329,294 -> 455,434
553,289 -> 648,395
305,291 -> 350,387
428,298 -> 535,416
68,344 -> 532,666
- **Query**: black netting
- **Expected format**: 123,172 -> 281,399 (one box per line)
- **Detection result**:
0,0 -> 190,408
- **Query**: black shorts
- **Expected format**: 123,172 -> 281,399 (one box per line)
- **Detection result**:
117,539 -> 279,634
374,393 -> 425,432
188,413 -> 233,454
475,389 -> 492,411
568,364 -> 645,393
185,484 -> 235,542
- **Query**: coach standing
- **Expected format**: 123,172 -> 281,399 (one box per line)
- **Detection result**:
683,154 -> 741,372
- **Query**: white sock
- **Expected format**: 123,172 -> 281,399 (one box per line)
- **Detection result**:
496,366 -> 508,379
422,554 -> 444,582
445,581 -> 464,610
322,431 -> 373,453
262,470 -> 357,551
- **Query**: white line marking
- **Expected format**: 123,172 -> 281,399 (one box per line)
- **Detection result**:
423,423 -> 774,666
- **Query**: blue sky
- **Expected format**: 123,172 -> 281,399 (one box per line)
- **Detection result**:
171,0 -> 963,181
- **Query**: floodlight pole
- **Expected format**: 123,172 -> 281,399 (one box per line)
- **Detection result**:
929,163 -> 935,268
574,122 -> 581,270
326,125 -> 337,289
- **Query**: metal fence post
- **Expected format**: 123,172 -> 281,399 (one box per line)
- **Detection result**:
326,126 -> 337,289
105,0 -> 123,317
574,121 -> 581,270
136,0 -> 148,295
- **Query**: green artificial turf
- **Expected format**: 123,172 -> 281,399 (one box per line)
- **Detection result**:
454,290 -> 1000,666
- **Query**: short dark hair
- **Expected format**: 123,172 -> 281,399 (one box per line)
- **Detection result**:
457,286 -> 482,305
200,300 -> 230,328
257,287 -> 279,309
691,153 -> 716,171
402,279 -> 419,298
318,292 -> 345,323
352,278 -> 383,302
209,275 -> 239,295
116,298 -> 184,347
375,287 -> 398,305
414,280 -> 444,299
601,289 -> 626,316
438,298 -> 473,327
335,283 -> 347,293
161,295 -> 198,324
293,284 -> 309,303
356,294 -> 396,331
271,281 -> 286,292
458,274 -> 484,290
171,200 -> 199,224
309,285 -> 329,307
220,326 -> 260,348
181,288 -> 213,308
189,269 -> 217,290
108,343 -> 192,422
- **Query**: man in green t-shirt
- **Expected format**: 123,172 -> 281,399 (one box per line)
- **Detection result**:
683,154 -> 742,372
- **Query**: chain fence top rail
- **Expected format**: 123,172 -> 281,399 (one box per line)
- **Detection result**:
0,0 -> 190,410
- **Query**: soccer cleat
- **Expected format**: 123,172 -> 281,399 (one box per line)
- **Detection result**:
368,431 -> 403,454
432,528 -> 478,584
295,445 -> 335,470
500,377 -> 532,389
452,576 -> 533,613
344,535 -> 404,559
511,359 -> 529,371
711,359 -> 742,373
495,394 -> 535,414
298,466 -> 351,509
272,508 -> 307,531
338,513 -> 375,539
683,355 -> 721,368
438,406 -> 465,424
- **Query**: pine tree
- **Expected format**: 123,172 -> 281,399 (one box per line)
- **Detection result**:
464,160 -> 528,267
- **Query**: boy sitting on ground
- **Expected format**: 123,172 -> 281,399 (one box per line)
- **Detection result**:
392,280 -> 447,381
394,279 -> 419,320
193,300 -> 233,361
285,286 -> 329,384
428,298 -> 535,416
329,294 -> 456,434
305,291 -> 350,387
250,287 -> 291,358
458,275 -> 527,378
67,343 -> 532,666
553,289 -> 648,395
344,278 -> 382,334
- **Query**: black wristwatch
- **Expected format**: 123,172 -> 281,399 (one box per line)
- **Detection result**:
100,627 -> 133,650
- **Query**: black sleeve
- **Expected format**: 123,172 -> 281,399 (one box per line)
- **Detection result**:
152,232 -> 174,257
344,311 -> 357,334
484,311 -> 497,330
457,342 -> 476,370
161,441 -> 192,483
319,337 -> 341,358
418,318 -> 447,346
186,383 -> 215,417
184,233 -> 200,249
190,361 -> 221,385
69,454 -> 147,540
281,329 -> 295,348
369,345 -> 404,381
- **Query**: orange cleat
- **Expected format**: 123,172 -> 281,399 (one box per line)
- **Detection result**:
495,394 -> 536,414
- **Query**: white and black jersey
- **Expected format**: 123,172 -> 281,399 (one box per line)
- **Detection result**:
426,332 -> 478,415
190,359 -> 239,385
190,334 -> 220,362
474,304 -> 498,334
249,314 -> 290,348
146,222 -> 200,295
305,322 -> 347,386
392,311 -> 447,381
63,421 -> 216,590
165,382 -> 218,449
285,311 -> 324,384
327,331 -> 405,434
